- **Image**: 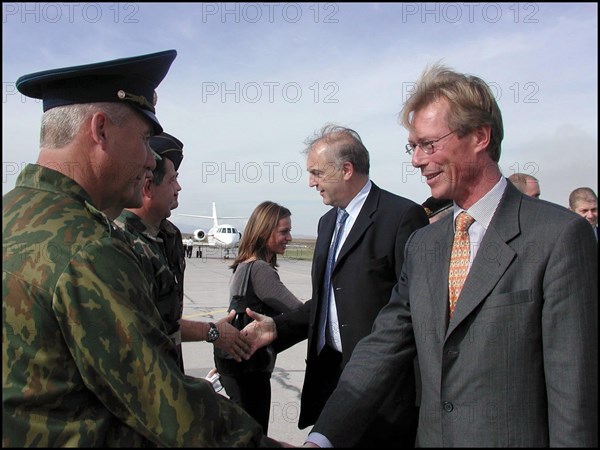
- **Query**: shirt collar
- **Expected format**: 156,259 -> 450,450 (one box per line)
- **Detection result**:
453,176 -> 507,230
343,179 -> 372,221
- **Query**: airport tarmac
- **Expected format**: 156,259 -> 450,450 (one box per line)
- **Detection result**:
181,247 -> 312,445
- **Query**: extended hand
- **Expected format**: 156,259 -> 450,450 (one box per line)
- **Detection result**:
241,307 -> 277,358
214,310 -> 251,362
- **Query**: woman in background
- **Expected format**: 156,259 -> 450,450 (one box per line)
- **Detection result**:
214,201 -> 303,433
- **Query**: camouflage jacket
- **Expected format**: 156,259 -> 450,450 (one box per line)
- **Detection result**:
114,211 -> 186,370
2,164 -> 275,447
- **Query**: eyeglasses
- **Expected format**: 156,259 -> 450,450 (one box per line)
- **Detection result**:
405,130 -> 457,155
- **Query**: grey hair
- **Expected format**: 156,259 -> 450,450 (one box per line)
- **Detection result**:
302,123 -> 370,175
40,102 -> 133,148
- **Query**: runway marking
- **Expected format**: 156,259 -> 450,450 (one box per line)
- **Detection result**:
182,308 -> 229,319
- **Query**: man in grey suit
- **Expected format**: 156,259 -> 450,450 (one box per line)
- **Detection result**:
286,65 -> 597,447
246,124 -> 428,446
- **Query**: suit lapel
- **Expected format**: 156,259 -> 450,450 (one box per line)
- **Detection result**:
446,184 -> 522,337
430,216 -> 454,329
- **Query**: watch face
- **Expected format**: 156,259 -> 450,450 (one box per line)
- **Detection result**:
208,324 -> 219,342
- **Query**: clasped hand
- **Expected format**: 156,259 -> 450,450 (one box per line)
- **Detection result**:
240,307 -> 277,358
212,311 -> 251,362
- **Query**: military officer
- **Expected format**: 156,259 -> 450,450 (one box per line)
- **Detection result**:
116,132 -> 250,371
2,50 -> 281,447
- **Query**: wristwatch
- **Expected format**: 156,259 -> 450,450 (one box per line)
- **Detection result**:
207,322 -> 219,343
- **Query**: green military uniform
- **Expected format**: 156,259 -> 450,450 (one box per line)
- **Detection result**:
2,164 -> 273,447
115,210 -> 186,371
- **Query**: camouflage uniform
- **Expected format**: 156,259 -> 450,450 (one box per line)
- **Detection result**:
115,210 -> 186,371
2,164 -> 275,447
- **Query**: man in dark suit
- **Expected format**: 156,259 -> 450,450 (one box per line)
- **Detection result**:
299,64 -> 598,447
246,124 -> 428,447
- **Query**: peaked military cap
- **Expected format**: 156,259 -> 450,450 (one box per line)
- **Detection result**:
150,132 -> 184,171
422,196 -> 453,219
16,49 -> 177,134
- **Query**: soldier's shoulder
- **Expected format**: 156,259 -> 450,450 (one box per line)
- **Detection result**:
162,219 -> 181,234
83,202 -> 135,244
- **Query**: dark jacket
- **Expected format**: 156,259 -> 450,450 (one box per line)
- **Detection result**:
274,182 -> 428,446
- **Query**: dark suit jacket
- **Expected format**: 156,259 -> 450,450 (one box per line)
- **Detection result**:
273,182 -> 428,446
312,182 -> 598,447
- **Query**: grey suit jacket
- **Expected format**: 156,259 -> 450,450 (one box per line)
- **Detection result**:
313,182 -> 598,447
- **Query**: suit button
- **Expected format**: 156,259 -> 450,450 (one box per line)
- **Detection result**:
443,401 -> 454,412
445,349 -> 459,358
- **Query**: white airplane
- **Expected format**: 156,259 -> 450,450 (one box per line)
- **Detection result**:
179,202 -> 244,259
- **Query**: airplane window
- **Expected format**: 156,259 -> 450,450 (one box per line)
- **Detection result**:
227,228 -> 232,233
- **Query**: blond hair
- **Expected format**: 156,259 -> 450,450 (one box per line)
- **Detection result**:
400,63 -> 504,162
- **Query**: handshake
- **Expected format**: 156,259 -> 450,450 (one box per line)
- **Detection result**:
205,308 -> 277,362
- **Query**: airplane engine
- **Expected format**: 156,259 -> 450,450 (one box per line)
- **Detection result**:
193,229 -> 206,240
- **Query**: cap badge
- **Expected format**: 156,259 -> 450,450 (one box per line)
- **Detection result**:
116,89 -> 156,113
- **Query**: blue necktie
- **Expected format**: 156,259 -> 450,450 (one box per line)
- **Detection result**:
318,208 -> 349,354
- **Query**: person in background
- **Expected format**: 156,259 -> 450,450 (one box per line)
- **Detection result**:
116,132 -> 250,373
508,172 -> 541,198
182,237 -> 192,258
569,186 -> 598,240
215,201 -> 303,434
245,124 -> 428,447
2,50 -> 282,447
422,196 -> 453,223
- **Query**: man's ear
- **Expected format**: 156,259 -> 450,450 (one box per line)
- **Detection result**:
90,111 -> 109,146
341,161 -> 354,180
142,176 -> 154,198
472,125 -> 491,154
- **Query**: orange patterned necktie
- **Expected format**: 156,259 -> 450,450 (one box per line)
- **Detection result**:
448,212 -> 475,318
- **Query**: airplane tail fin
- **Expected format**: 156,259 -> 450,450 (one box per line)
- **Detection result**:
212,202 -> 218,228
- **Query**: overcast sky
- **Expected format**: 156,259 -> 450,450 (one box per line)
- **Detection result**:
3,2 -> 597,237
